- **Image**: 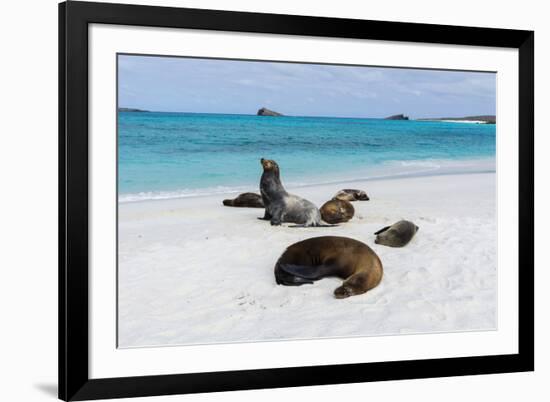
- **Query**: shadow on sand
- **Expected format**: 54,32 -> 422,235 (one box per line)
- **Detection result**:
34,383 -> 57,398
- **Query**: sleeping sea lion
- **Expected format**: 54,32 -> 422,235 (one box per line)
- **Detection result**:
333,189 -> 369,202
274,236 -> 383,298
374,220 -> 419,247
259,158 -> 322,226
320,199 -> 355,224
222,192 -> 264,208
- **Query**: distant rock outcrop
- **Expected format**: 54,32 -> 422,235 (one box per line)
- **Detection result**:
118,107 -> 148,112
385,114 -> 409,120
257,107 -> 283,116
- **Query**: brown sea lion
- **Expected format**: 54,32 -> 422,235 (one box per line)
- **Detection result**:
333,189 -> 369,202
320,199 -> 355,224
274,236 -> 383,299
259,158 -> 322,226
222,192 -> 264,208
374,220 -> 419,247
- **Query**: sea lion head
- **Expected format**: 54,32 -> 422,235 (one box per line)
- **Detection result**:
333,285 -> 354,299
333,283 -> 365,299
355,191 -> 370,201
260,158 -> 280,174
333,189 -> 370,202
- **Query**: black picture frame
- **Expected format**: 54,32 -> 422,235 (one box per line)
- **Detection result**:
59,1 -> 534,400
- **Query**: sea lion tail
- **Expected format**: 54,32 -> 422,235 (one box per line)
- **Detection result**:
278,264 -> 337,280
222,199 -> 233,206
276,275 -> 314,286
275,264 -> 315,286
374,225 -> 391,235
288,223 -> 339,228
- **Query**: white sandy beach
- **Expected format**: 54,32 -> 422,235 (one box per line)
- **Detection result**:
118,172 -> 497,348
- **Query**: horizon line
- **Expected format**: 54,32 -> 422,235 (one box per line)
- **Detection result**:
118,108 -> 495,121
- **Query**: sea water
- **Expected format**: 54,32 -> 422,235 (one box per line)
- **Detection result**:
118,112 -> 496,202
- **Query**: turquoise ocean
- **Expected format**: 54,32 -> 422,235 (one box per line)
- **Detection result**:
118,112 -> 496,202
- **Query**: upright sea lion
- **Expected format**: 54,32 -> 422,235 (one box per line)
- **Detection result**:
333,189 -> 369,202
320,199 -> 355,224
274,236 -> 383,298
374,220 -> 419,247
222,192 -> 264,208
259,158 -> 322,226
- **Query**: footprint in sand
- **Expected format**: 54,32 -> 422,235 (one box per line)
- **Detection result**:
235,292 -> 266,310
235,292 -> 249,306
279,299 -> 291,308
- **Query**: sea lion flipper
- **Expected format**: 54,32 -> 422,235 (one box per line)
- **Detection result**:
276,276 -> 314,286
258,209 -> 272,220
288,223 -> 338,228
258,211 -> 272,220
275,264 -> 315,285
278,264 -> 335,280
374,225 -> 391,235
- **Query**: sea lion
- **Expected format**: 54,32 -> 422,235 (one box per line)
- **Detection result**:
333,189 -> 369,202
222,192 -> 264,208
374,220 -> 419,247
274,236 -> 383,298
259,158 -> 322,226
320,199 -> 355,224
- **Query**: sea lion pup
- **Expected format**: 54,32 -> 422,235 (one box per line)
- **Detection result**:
374,220 -> 419,247
333,189 -> 369,202
259,158 -> 322,226
274,236 -> 383,298
320,199 -> 355,224
222,192 -> 264,208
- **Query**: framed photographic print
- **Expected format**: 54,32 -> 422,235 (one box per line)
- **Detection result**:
59,1 -> 534,400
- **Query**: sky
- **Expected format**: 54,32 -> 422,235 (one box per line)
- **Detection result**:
118,54 -> 496,119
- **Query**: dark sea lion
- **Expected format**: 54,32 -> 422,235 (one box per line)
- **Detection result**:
274,236 -> 383,298
222,192 -> 264,208
320,199 -> 355,224
333,189 -> 369,202
259,158 -> 322,226
374,220 -> 419,247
